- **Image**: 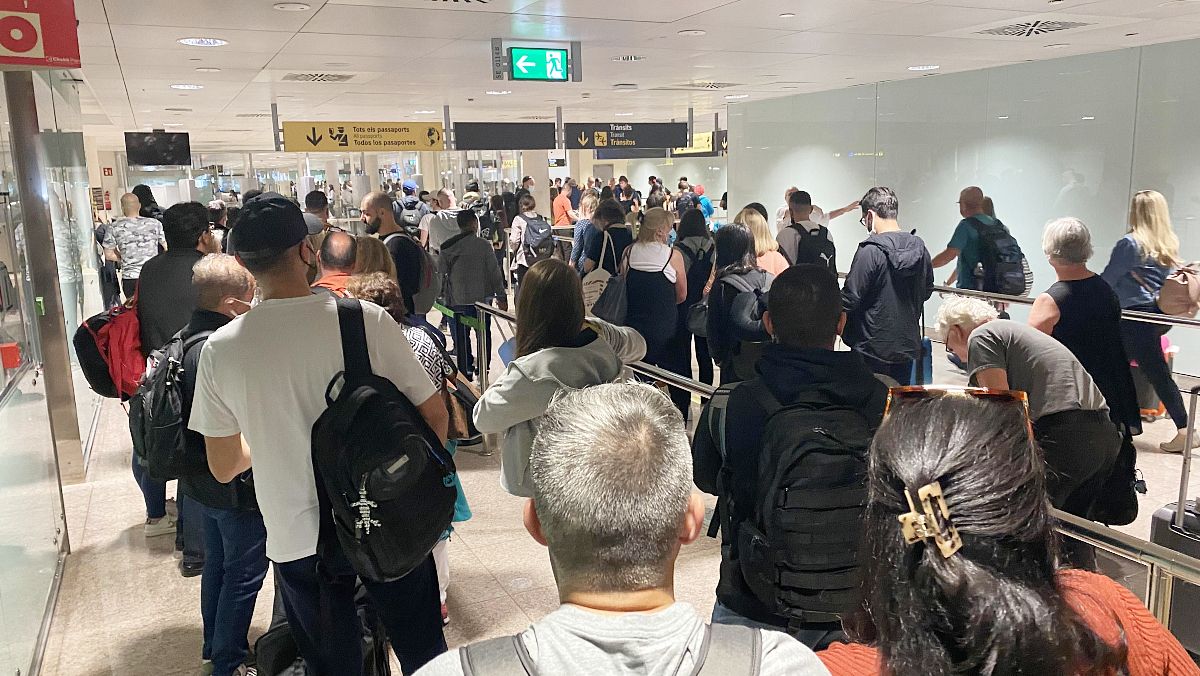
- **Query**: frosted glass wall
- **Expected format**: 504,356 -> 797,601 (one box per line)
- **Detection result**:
728,38 -> 1200,374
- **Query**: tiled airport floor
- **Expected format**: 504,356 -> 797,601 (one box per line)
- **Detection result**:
39,321 -> 1200,675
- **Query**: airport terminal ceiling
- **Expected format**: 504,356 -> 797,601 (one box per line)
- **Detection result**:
73,0 -> 1200,153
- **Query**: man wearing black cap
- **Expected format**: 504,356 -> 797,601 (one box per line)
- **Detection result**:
187,193 -> 450,674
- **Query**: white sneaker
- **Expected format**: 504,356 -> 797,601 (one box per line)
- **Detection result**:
144,516 -> 176,538
1159,430 -> 1200,454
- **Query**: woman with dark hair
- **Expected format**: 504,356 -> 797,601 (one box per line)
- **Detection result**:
599,185 -> 614,202
819,389 -> 1192,676
743,202 -> 770,222
486,193 -> 510,271
707,223 -> 773,384
474,258 -> 646,497
660,209 -> 716,417
132,184 -> 164,220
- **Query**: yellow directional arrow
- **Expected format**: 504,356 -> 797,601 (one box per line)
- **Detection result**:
578,131 -> 589,147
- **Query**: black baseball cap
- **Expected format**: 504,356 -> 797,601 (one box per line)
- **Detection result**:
228,192 -> 308,259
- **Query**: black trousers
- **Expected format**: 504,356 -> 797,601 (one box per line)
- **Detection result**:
1033,409 -> 1121,519
121,277 -> 138,300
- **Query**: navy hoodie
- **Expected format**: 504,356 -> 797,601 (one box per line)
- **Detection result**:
692,345 -> 888,628
841,230 -> 934,364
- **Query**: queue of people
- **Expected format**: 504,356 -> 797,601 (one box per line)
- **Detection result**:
99,176 -> 1200,676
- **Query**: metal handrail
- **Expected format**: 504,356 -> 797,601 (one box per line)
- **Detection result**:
926,279 -> 1200,329
471,300 -> 1200,624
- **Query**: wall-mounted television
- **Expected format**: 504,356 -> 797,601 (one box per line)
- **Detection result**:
124,131 -> 192,166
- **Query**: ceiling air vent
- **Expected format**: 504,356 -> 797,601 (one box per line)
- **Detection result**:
653,81 -> 740,92
520,115 -> 554,120
613,83 -> 638,91
977,20 -> 1091,37
236,113 -> 272,118
281,72 -> 355,83
165,107 -> 192,112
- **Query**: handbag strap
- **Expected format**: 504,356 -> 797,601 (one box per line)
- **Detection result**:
598,230 -> 611,268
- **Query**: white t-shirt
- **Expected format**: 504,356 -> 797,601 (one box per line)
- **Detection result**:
627,241 -> 677,283
774,205 -> 829,235
188,294 -> 437,563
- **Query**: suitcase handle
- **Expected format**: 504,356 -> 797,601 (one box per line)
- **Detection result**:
1176,386 -> 1200,530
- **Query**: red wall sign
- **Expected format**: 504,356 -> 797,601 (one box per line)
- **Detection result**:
0,1 -> 81,69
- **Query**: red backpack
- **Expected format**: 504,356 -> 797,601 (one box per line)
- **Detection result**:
73,296 -> 145,400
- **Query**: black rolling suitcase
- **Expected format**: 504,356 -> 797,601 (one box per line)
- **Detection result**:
1149,384 -> 1200,662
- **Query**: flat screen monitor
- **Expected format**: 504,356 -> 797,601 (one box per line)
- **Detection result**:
124,132 -> 191,166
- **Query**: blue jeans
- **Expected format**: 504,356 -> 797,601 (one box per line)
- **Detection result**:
1121,307 -> 1188,428
450,305 -> 491,380
131,454 -> 166,520
178,493 -> 205,564
201,506 -> 268,676
275,548 -> 445,675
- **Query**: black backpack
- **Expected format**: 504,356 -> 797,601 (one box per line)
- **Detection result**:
967,216 -> 1028,296
393,198 -> 423,237
311,298 -> 457,583
521,213 -> 554,261
786,223 -> 837,273
129,330 -> 212,481
711,379 -> 872,627
460,623 -> 762,676
675,192 -> 697,216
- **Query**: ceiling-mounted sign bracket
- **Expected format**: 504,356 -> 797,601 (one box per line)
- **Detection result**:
491,38 -> 505,81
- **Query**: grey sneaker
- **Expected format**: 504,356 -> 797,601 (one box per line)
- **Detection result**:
144,516 -> 176,538
199,661 -> 213,676
1160,430 -> 1199,454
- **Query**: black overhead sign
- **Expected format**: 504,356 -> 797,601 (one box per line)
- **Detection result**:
565,122 -> 688,150
454,122 -> 556,150
595,147 -> 667,160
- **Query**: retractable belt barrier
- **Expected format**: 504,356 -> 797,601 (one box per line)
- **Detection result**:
471,300 -> 1200,629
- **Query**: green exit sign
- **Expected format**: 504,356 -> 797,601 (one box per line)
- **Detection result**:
508,47 -> 569,82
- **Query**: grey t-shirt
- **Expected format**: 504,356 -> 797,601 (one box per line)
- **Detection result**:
103,216 -> 165,279
414,603 -> 828,676
429,209 -> 462,253
967,320 -> 1107,420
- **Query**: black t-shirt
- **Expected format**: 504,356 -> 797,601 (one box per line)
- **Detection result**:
137,248 -> 204,355
383,232 -> 424,314
584,225 -> 633,276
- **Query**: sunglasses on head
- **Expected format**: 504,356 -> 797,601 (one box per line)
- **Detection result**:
885,386 -> 1030,419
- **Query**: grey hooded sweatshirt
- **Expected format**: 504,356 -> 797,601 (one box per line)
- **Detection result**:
473,318 -> 647,496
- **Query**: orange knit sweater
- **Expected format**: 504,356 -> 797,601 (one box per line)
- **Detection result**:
817,569 -> 1199,676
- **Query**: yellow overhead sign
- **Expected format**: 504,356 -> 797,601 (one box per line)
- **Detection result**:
673,131 -> 713,155
282,121 -> 445,152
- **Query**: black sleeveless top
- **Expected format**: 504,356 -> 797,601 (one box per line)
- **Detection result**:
1046,275 -> 1140,431
624,247 -> 677,363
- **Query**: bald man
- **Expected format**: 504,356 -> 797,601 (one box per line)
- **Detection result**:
932,186 -> 994,290
103,192 -> 167,298
312,230 -> 358,298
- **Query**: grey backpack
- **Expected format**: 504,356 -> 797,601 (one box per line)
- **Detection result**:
459,623 -> 762,676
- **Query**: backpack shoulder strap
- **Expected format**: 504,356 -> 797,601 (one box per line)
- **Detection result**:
180,330 -> 214,356
690,624 -> 761,676
740,378 -> 783,420
460,635 -> 535,676
335,298 -> 372,378
708,383 -> 742,462
720,273 -> 757,295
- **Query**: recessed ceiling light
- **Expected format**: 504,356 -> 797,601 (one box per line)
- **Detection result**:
485,90 -> 512,96
724,94 -> 750,100
678,29 -> 707,36
779,12 -> 796,18
614,112 -> 634,116
170,83 -> 204,90
1081,115 -> 1095,120
414,109 -> 437,114
273,2 -> 311,10
1045,43 -> 1069,49
195,67 -> 221,73
997,115 -> 1010,120
611,55 -> 646,62
164,123 -> 185,127
907,64 -> 940,71
178,37 -> 228,47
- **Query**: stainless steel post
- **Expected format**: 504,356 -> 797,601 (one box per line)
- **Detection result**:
1177,386 -> 1199,528
477,309 -> 491,393
3,70 -> 82,503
